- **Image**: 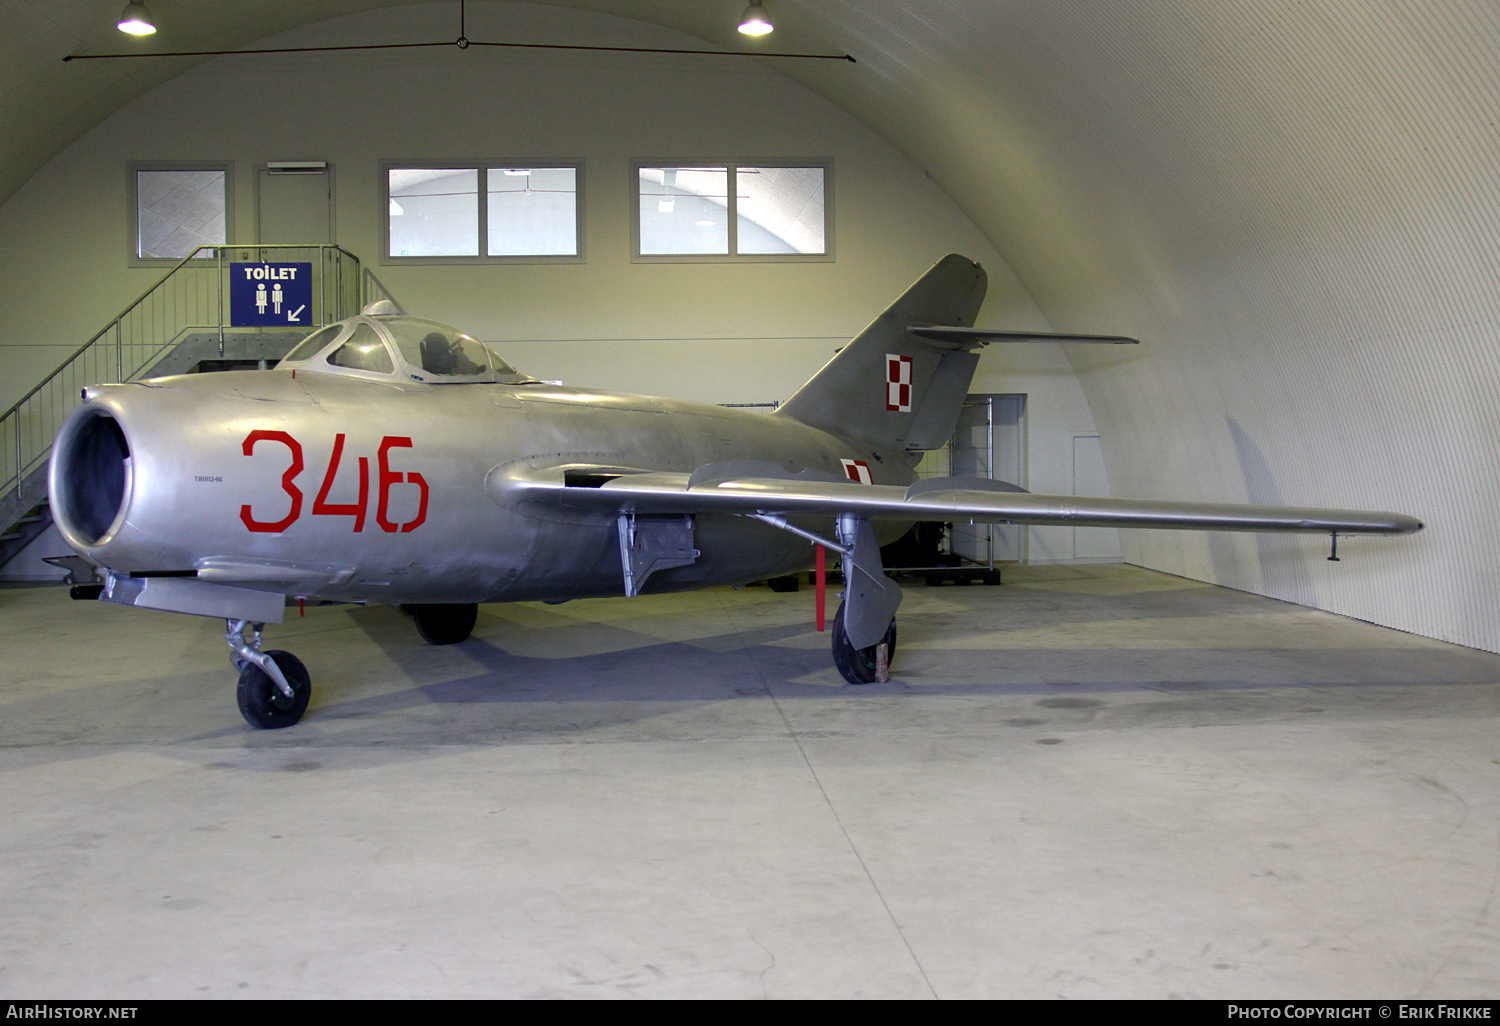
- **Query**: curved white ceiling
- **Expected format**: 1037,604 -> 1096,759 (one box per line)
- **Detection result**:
9,0 -> 1500,649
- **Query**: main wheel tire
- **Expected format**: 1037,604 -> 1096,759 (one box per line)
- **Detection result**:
405,603 -> 478,645
831,601 -> 897,685
236,650 -> 311,729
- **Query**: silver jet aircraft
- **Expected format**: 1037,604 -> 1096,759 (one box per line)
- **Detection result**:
47,255 -> 1422,728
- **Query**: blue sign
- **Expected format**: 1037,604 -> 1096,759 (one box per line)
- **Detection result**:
230,262 -> 313,327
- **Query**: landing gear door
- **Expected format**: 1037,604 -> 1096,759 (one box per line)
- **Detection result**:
837,514 -> 903,649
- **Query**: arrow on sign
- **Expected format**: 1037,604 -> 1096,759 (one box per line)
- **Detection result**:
287,305 -> 306,323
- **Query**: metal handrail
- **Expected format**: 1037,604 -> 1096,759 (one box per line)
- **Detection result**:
2,250 -> 195,424
1,244 -> 362,509
361,267 -> 401,312
0,244 -> 360,423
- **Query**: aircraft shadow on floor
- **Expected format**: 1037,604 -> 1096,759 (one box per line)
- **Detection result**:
315,603 -> 1500,714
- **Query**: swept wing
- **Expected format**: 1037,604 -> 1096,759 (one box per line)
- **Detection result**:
490,462 -> 1422,536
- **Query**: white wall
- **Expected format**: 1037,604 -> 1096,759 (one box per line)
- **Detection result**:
771,0 -> 1499,652
0,2 -> 1116,578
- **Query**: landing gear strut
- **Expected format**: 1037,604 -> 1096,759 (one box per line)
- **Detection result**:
831,600 -> 897,685
227,619 -> 311,729
403,603 -> 478,645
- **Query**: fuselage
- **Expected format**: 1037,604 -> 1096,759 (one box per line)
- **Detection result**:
50,368 -> 916,604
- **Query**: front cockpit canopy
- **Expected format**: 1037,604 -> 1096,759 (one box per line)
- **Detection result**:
277,316 -> 533,384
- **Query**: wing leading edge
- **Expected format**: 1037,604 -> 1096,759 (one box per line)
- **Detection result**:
489,462 -> 1423,536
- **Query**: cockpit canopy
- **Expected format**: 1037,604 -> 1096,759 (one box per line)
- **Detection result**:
277,315 -> 536,385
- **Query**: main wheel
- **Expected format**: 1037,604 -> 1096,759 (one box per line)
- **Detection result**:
831,601 -> 897,685
237,650 -> 311,729
404,603 -> 478,645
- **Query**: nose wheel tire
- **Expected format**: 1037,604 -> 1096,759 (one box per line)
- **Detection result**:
237,650 -> 311,729
404,603 -> 478,645
831,600 -> 897,685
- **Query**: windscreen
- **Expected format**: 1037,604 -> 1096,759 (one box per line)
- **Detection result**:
484,346 -> 518,377
279,323 -> 344,365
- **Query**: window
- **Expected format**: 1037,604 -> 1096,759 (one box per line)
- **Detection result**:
385,164 -> 581,262
327,323 -> 394,374
280,323 -> 344,365
488,168 -> 578,256
635,162 -> 829,261
132,164 -> 232,262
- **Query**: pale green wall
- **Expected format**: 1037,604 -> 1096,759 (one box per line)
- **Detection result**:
0,2 -> 1113,575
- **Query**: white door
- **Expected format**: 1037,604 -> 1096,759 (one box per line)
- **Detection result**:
258,164 -> 333,244
950,394 -> 1027,563
1072,434 -> 1123,560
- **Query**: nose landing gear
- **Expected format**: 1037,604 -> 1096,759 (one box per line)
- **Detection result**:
227,619 -> 311,728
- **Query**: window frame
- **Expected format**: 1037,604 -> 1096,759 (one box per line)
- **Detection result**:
128,161 -> 235,267
381,159 -> 586,265
631,159 -> 833,264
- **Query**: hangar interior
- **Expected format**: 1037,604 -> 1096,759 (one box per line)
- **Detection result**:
1,0 -> 1498,999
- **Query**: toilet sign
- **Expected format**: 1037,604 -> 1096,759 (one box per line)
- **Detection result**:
230,262 -> 313,327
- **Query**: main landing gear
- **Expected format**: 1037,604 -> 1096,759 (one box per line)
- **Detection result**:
228,619 -> 311,729
402,603 -> 478,645
831,600 -> 897,685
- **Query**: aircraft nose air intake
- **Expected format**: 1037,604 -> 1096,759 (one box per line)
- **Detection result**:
50,406 -> 133,548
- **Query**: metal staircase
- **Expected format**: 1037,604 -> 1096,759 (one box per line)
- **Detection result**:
0,245 -> 397,574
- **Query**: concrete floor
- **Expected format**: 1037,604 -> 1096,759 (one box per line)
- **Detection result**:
2,563 -> 1499,999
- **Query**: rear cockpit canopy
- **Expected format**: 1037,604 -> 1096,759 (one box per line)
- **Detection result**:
277,316 -> 535,385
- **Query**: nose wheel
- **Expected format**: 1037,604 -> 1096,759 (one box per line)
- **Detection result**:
227,619 -> 312,729
237,650 -> 311,729
831,600 -> 897,685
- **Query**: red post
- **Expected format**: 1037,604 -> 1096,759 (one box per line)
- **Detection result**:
815,544 -> 826,632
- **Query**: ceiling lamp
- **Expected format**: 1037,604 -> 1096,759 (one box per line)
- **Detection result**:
738,3 -> 773,36
117,2 -> 156,35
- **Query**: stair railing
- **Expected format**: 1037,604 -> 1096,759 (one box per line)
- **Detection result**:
0,244 -> 362,526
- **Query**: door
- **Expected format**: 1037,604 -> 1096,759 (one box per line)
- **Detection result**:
950,394 -> 1026,564
257,163 -> 333,244
1071,433 -> 1123,560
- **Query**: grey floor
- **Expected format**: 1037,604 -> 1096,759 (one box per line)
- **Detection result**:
2,563 -> 1499,999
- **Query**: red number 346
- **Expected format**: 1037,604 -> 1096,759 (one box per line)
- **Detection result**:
239,431 -> 428,534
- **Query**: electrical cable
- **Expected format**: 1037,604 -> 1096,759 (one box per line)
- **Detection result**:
66,0 -> 854,63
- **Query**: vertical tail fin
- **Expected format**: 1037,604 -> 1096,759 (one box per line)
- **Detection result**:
775,254 -> 987,452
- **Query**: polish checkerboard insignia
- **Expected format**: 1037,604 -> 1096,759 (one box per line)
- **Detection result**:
840,458 -> 873,484
886,354 -> 913,412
